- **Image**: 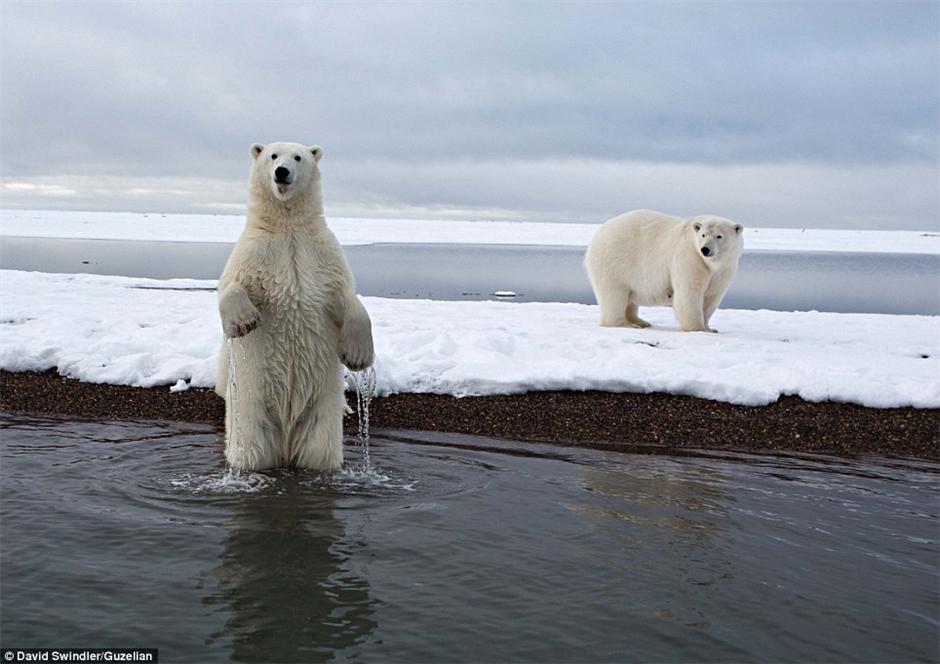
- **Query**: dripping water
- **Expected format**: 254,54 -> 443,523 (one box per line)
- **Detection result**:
226,337 -> 242,458
348,366 -> 377,470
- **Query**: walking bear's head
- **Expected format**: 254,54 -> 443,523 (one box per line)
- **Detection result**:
690,215 -> 744,262
249,141 -> 323,204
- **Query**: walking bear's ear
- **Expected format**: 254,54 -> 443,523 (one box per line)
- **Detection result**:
250,143 -> 265,160
693,222 -> 702,232
309,145 -> 323,163
734,224 -> 743,234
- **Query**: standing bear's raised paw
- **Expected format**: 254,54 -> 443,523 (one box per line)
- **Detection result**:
339,315 -> 374,371
337,295 -> 375,371
220,289 -> 261,338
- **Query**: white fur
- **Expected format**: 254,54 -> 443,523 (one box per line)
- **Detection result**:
585,209 -> 743,332
216,141 -> 374,471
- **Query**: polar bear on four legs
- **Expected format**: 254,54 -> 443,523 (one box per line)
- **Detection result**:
216,142 -> 374,471
585,209 -> 743,332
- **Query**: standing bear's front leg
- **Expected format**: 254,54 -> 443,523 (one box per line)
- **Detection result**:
215,280 -> 261,399
216,279 -> 280,470
219,281 -> 261,339
336,291 -> 374,371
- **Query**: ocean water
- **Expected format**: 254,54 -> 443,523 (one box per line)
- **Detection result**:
1,414 -> 937,662
1,236 -> 938,314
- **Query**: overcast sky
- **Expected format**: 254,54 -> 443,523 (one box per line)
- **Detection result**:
1,1 -> 937,229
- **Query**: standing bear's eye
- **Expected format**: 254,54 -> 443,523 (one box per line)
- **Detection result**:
294,155 -> 301,162
717,235 -> 723,240
271,154 -> 278,160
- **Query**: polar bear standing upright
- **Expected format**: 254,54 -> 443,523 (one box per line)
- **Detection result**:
585,209 -> 743,332
216,141 -> 374,471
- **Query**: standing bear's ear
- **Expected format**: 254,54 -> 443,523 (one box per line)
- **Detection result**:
250,143 -> 265,160
693,222 -> 702,232
734,224 -> 743,234
309,145 -> 323,163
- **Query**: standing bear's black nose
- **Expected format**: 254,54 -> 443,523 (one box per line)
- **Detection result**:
701,246 -> 711,256
274,166 -> 290,181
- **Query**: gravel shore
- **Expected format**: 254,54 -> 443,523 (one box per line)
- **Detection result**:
2,369 -> 937,459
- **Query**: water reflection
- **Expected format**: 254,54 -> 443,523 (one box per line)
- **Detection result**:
573,464 -> 735,629
576,464 -> 730,545
203,479 -> 377,662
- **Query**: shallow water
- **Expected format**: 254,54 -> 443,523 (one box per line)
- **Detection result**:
2,236 -> 938,314
1,414 -> 937,662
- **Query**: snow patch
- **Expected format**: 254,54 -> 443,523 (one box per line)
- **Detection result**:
1,270 -> 938,408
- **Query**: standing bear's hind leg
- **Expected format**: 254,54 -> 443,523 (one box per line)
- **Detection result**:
225,399 -> 282,471
290,394 -> 345,471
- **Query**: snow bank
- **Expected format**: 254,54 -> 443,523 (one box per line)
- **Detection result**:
1,270 -> 937,408
2,209 -> 938,254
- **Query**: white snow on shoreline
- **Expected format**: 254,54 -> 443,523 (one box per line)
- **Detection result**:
1,269 -> 937,408
3,209 -> 938,254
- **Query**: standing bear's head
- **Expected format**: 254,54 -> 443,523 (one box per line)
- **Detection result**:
249,141 -> 323,204
689,215 -> 744,263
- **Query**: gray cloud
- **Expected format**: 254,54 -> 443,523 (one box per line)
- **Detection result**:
1,1 -> 937,228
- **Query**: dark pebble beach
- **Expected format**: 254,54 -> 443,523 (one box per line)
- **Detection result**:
1,369 -> 937,460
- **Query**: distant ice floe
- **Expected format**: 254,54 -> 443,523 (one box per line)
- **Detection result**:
2,208 -> 939,254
